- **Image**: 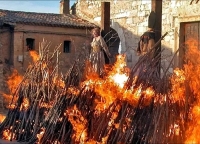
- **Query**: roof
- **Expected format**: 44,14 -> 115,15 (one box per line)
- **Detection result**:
0,9 -> 96,29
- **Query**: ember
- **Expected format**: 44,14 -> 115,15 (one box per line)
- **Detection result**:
0,35 -> 200,144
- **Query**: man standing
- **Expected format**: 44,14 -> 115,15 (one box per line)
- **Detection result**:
137,11 -> 156,59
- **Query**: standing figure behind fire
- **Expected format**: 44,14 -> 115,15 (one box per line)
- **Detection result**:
133,11 -> 156,84
137,27 -> 155,59
89,27 -> 111,76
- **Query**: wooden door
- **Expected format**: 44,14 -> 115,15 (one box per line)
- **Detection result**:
179,22 -> 200,67
184,22 -> 199,49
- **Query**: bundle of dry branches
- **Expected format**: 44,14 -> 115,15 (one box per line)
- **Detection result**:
0,34 -> 193,144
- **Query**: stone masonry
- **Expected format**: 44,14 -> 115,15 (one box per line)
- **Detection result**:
75,0 -> 200,74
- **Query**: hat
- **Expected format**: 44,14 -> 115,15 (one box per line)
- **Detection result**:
148,11 -> 156,29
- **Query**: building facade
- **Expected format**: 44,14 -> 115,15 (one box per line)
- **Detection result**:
0,5 -> 96,108
0,9 -> 96,74
73,0 -> 200,73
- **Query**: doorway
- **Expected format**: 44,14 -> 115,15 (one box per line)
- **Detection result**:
179,22 -> 200,67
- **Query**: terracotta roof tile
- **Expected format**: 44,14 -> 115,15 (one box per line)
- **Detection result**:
0,9 -> 96,28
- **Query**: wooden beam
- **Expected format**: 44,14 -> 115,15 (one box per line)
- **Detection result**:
101,2 -> 110,34
101,2 -> 111,64
151,0 -> 162,73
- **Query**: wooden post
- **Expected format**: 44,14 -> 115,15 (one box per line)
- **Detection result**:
151,0 -> 162,74
101,2 -> 110,35
101,2 -> 110,64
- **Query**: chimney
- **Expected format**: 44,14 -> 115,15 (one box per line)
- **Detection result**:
60,0 -> 70,14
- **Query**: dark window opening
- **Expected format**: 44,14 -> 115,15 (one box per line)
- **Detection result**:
64,41 -> 71,53
26,38 -> 35,51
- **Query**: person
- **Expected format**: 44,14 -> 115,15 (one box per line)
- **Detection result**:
136,27 -> 155,59
89,27 -> 111,77
133,11 -> 156,85
137,11 -> 156,59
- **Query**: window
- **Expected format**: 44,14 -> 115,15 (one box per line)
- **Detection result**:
63,41 -> 71,53
26,38 -> 35,51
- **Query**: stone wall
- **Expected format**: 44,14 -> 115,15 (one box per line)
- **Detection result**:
161,1 -> 200,72
76,0 -> 151,67
75,0 -> 200,72
13,24 -> 91,74
0,24 -> 91,110
0,27 -> 12,111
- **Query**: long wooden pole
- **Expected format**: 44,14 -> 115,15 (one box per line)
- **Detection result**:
151,0 -> 162,75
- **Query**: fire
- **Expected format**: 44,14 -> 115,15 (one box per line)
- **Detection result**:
53,76 -> 65,89
108,55 -> 129,88
37,127 -> 45,143
2,129 -> 11,140
67,86 -> 80,95
1,69 -> 23,108
6,69 -> 23,95
183,38 -> 200,143
20,97 -> 29,111
1,93 -> 17,109
0,114 -> 6,123
82,54 -> 155,112
40,102 -> 54,109
4,37 -> 200,143
170,68 -> 186,103
29,50 -> 39,63
66,105 -> 88,143
2,127 -> 15,140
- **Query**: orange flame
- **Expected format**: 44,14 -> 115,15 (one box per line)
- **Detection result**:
66,105 -> 88,143
2,127 -> 15,140
183,38 -> 200,143
53,76 -> 65,89
29,50 -> 39,63
170,68 -> 186,103
20,97 -> 29,111
1,69 -> 23,108
36,127 -> 45,143
6,69 -> 23,95
82,54 -> 155,113
108,55 -> 129,88
67,86 -> 80,95
0,114 -> 6,123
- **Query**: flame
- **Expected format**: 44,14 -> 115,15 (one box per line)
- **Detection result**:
29,50 -> 39,63
1,93 -> 17,109
20,97 -> 29,111
40,102 -> 54,109
82,54 -> 155,113
66,105 -> 88,143
2,129 -> 11,140
6,69 -> 23,95
170,68 -> 186,103
0,114 -> 6,123
53,76 -> 65,89
67,86 -> 80,95
2,127 -> 15,140
37,127 -> 45,143
1,69 -> 23,108
183,38 -> 200,143
108,55 -> 129,88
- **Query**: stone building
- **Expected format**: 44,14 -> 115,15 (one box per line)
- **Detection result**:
73,0 -> 200,73
0,1 -> 96,75
0,0 -> 97,110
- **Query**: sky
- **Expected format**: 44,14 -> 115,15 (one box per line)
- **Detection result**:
0,0 -> 76,14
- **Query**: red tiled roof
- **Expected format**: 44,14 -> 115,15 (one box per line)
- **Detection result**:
0,9 -> 96,28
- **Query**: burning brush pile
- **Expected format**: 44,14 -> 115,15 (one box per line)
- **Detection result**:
0,38 -> 199,144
